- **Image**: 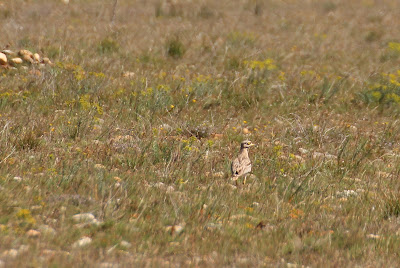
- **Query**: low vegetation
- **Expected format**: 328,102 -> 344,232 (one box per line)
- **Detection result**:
1,0 -> 400,266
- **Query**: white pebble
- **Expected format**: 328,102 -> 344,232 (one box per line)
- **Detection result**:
72,236 -> 92,248
72,213 -> 95,223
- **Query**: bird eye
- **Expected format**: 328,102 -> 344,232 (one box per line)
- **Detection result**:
247,142 -> 251,145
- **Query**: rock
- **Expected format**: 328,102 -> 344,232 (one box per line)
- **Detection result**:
10,58 -> 23,65
99,263 -> 119,268
113,176 -> 122,182
0,259 -> 5,267
18,245 -> 29,253
212,171 -> 224,178
336,190 -> 357,198
33,53 -> 40,62
13,176 -> 22,182
154,182 -> 165,189
313,151 -> 337,160
0,53 -> 7,65
122,71 -> 135,78
313,125 -> 320,132
242,128 -> 250,134
72,213 -> 95,223
41,249 -> 57,258
2,50 -> 15,56
72,236 -> 92,248
1,249 -> 18,258
22,54 -> 33,63
38,225 -> 56,236
119,241 -> 131,249
30,205 -> 42,211
293,155 -> 304,162
298,148 -> 309,155
18,49 -> 33,57
94,164 -> 106,170
26,229 -> 40,238
366,234 -> 380,239
165,224 -> 184,235
166,185 -> 175,193
106,245 -> 117,255
42,57 -> 52,65
204,223 -> 222,231
228,184 -> 237,190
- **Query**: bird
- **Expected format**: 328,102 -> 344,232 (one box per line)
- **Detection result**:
231,140 -> 255,184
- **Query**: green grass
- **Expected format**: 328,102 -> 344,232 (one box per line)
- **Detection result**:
1,0 -> 400,267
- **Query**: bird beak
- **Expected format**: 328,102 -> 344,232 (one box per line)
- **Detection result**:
250,143 -> 256,147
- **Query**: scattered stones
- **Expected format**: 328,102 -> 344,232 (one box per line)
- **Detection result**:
72,236 -> 92,248
212,171 -> 224,178
10,58 -> 23,65
30,205 -> 43,211
38,225 -> 56,236
94,163 -> 106,170
228,184 -> 237,190
72,213 -> 102,228
2,50 -> 15,56
0,53 -> 7,65
41,249 -> 70,257
165,224 -> 185,235
366,234 -> 380,240
122,71 -> 135,78
72,213 -> 95,223
166,185 -> 175,193
99,263 -> 119,268
1,249 -> 18,258
336,190 -> 358,198
0,48 -> 53,68
154,182 -> 165,189
377,171 -> 391,178
312,152 -> 337,160
212,133 -> 223,139
18,245 -> 29,254
18,49 -> 33,57
42,57 -> 52,65
13,176 -> 22,182
312,125 -> 320,132
119,241 -> 132,249
22,54 -> 33,64
26,229 -> 41,238
204,223 -> 222,231
350,125 -> 358,134
33,53 -> 40,62
293,155 -> 304,162
298,148 -> 309,155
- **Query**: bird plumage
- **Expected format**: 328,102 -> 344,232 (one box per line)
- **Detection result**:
231,140 -> 254,182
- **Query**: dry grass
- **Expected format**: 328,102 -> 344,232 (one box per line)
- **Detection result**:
1,0 -> 400,266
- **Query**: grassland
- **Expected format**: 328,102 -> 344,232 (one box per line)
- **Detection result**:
1,0 -> 400,267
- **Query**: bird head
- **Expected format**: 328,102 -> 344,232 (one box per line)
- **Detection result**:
241,140 -> 255,149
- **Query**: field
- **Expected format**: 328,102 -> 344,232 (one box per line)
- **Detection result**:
2,0 -> 400,266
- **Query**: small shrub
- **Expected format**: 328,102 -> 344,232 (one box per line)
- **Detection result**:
361,71 -> 400,107
97,38 -> 119,54
198,5 -> 214,19
166,37 -> 185,59
16,129 -> 42,150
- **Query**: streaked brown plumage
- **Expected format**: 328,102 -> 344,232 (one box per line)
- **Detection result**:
231,140 -> 254,183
